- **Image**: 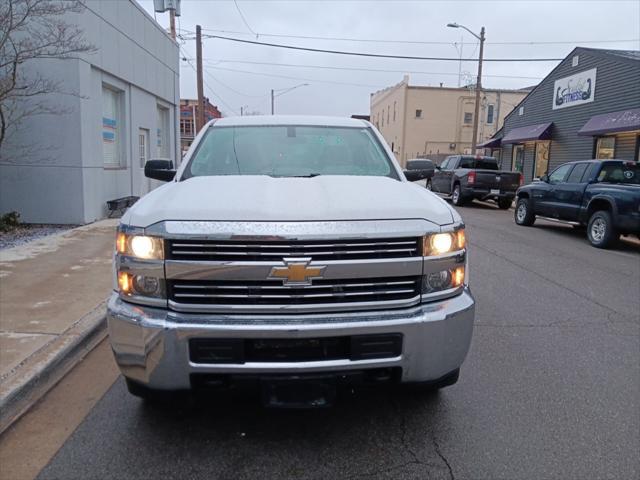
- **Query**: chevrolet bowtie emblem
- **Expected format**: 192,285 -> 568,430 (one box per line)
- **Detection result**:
268,258 -> 326,286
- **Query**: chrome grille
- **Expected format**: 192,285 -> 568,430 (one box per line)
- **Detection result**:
166,238 -> 420,262
168,276 -> 421,307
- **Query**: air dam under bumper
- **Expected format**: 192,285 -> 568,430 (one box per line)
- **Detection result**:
107,289 -> 475,390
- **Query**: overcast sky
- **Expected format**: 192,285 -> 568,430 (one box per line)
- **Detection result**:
139,0 -> 639,117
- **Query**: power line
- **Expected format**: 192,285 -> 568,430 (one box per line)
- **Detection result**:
232,0 -> 257,37
203,68 -> 269,98
200,34 -> 565,62
180,48 -> 240,115
206,65 -> 386,88
202,58 -> 544,80
199,28 -> 639,47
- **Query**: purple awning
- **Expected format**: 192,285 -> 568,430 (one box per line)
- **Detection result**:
477,138 -> 502,148
577,108 -> 640,136
502,123 -> 553,143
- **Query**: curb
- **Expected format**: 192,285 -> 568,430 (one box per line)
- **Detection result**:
0,301 -> 109,435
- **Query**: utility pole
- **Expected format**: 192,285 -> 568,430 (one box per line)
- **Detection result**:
271,89 -> 275,115
240,106 -> 244,116
195,25 -> 205,133
471,27 -> 485,153
169,9 -> 176,40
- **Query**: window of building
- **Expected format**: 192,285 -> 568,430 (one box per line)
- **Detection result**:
180,118 -> 194,137
511,145 -> 524,173
391,141 -> 395,152
486,104 -> 495,124
595,136 -> 615,159
533,141 -> 550,179
387,106 -> 390,124
548,163 -> 573,183
157,105 -> 170,158
415,109 -> 422,119
464,112 -> 473,124
102,85 -> 123,168
566,163 -> 590,183
381,112 -> 384,127
572,55 -> 579,67
518,106 -> 524,116
393,101 -> 396,122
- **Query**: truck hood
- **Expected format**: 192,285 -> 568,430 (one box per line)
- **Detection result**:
124,176 -> 456,227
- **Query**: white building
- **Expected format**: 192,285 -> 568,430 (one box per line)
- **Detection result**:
0,0 -> 179,224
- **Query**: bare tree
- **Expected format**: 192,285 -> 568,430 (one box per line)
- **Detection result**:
0,0 -> 94,153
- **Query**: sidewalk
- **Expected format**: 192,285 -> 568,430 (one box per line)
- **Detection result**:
0,219 -> 118,432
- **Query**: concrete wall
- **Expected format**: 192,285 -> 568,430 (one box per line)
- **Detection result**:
0,0 -> 179,224
371,77 -> 528,167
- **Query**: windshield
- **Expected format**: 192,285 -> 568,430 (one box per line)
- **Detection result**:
183,125 -> 398,179
458,157 -> 499,170
597,163 -> 640,185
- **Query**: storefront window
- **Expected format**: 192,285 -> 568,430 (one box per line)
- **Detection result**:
595,137 -> 615,159
533,141 -> 550,179
511,145 -> 524,173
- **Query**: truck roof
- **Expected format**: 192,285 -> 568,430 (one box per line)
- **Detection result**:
210,115 -> 370,128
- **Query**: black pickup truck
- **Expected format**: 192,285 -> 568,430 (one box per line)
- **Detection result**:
514,160 -> 640,248
427,155 -> 523,209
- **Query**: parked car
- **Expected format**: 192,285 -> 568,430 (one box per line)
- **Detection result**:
514,160 -> 640,248
108,116 -> 475,407
427,155 -> 523,209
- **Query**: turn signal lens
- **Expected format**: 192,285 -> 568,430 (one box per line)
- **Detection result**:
452,267 -> 465,287
456,230 -> 466,249
118,272 -> 132,293
116,232 -> 127,253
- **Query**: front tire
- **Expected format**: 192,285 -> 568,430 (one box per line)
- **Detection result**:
515,198 -> 535,226
587,210 -> 618,248
125,378 -> 179,404
451,185 -> 465,206
497,198 -> 512,210
404,369 -> 460,393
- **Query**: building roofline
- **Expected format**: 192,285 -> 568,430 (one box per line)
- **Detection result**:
501,46 -> 640,127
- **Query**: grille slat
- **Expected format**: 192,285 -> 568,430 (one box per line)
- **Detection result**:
167,237 -> 420,262
168,276 -> 421,306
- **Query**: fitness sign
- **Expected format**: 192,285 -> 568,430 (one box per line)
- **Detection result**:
552,68 -> 597,110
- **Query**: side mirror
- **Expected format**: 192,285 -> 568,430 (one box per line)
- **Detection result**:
404,159 -> 435,181
145,159 -> 176,181
540,174 -> 549,183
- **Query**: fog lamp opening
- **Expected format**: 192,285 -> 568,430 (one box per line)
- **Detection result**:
452,267 -> 465,287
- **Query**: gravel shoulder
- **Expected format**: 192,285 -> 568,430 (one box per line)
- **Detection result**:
0,225 -> 78,250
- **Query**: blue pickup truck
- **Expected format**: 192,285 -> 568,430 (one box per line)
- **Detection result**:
514,160 -> 640,248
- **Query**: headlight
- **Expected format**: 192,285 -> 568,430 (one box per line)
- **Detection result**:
116,233 -> 164,260
422,229 -> 465,256
422,266 -> 465,294
117,271 -> 165,298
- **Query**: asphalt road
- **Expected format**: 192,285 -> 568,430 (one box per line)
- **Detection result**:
5,201 -> 640,480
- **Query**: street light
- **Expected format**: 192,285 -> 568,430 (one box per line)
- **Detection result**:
447,22 -> 485,153
271,83 -> 309,115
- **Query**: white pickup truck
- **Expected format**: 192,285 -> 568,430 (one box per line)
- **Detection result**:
108,116 -> 475,407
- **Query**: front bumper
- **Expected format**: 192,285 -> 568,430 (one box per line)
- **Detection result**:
107,289 -> 475,390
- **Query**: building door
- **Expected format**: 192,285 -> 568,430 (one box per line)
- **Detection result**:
134,128 -> 150,197
511,145 -> 524,173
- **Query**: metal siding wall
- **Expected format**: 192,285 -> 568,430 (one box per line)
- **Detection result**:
615,132 -> 639,160
501,50 -> 640,175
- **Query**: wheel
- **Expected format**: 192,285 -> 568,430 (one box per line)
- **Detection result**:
497,198 -> 512,210
514,198 -> 535,226
426,179 -> 433,191
451,185 -> 465,206
587,210 -> 618,248
404,369 -> 460,393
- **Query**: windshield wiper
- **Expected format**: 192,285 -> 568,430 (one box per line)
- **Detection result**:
268,173 -> 322,178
